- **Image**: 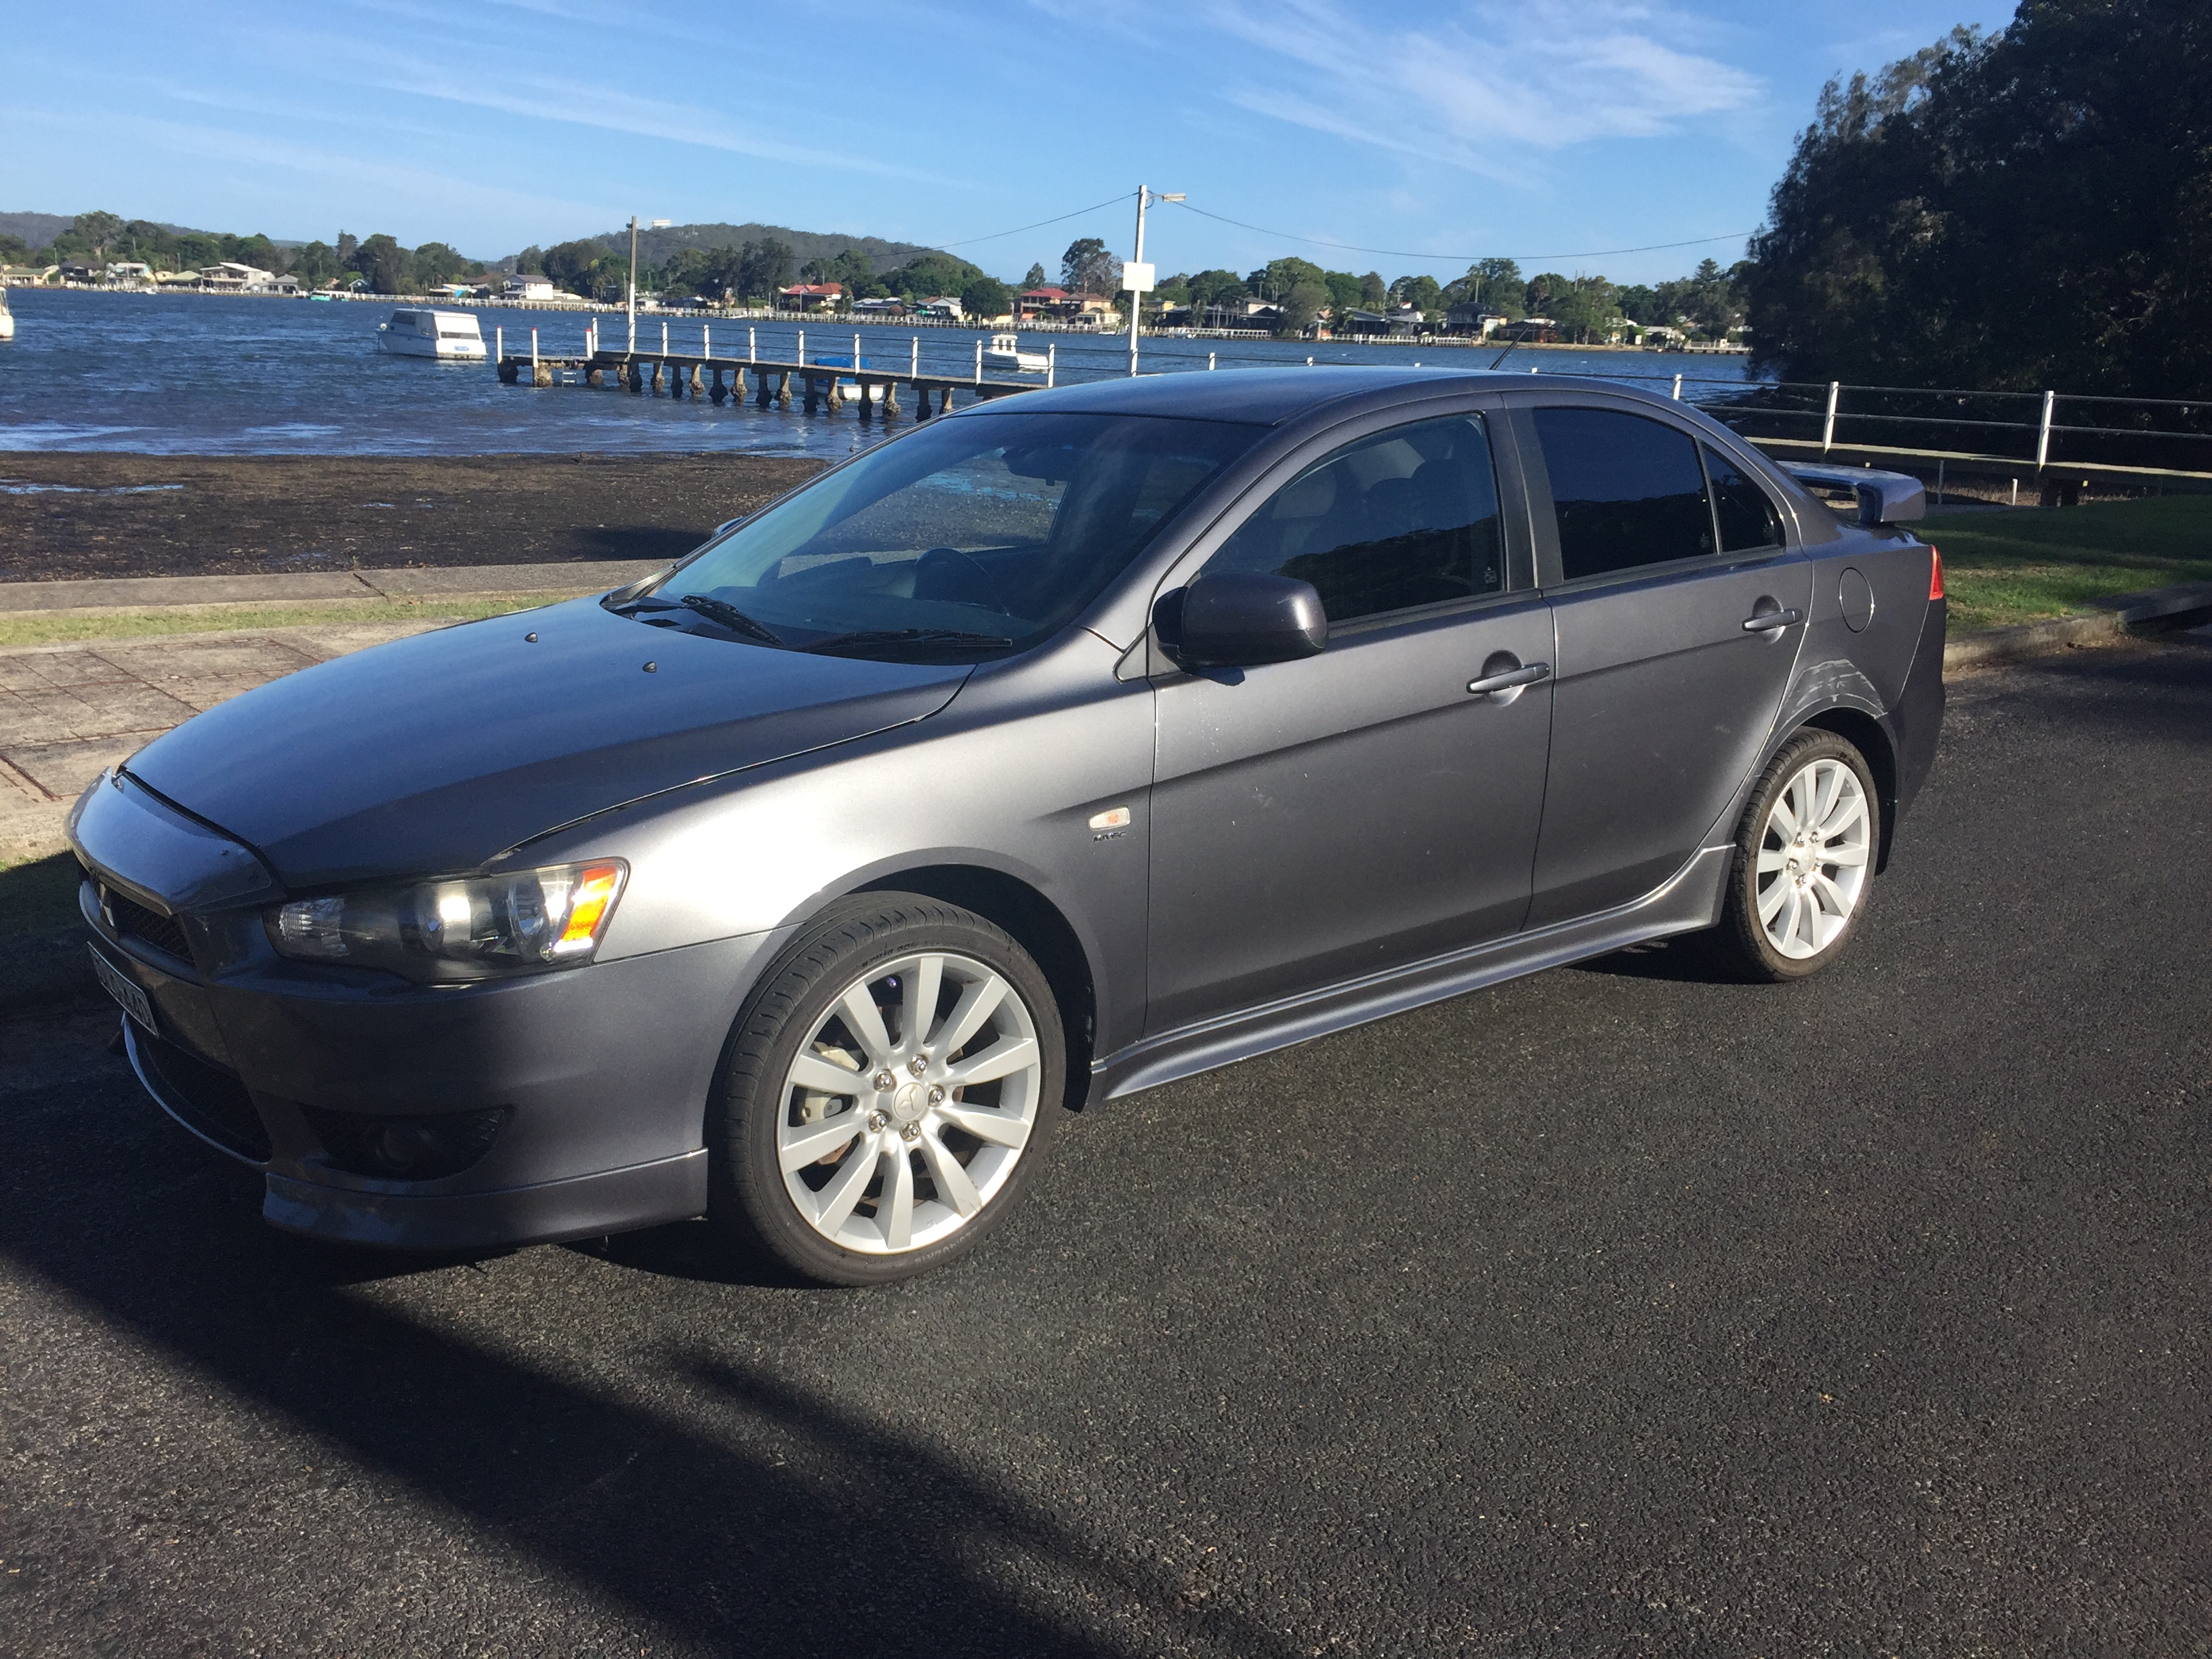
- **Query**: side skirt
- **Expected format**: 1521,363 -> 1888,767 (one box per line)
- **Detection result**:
1091,845 -> 1733,1105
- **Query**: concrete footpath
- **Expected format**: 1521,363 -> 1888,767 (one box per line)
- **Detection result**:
0,562 -> 661,861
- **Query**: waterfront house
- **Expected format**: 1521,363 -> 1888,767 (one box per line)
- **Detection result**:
777,282 -> 844,312
104,262 -> 153,284
917,295 -> 964,322
1017,287 -> 1118,325
1443,304 -> 1509,337
197,262 -> 295,292
504,275 -> 556,302
1,264 -> 60,286
852,296 -> 907,318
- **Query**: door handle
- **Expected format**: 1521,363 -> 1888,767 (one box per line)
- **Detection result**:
1741,608 -> 1803,633
1467,661 -> 1551,695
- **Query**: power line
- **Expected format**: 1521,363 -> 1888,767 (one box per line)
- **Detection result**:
936,193 -> 1131,250
1163,200 -> 1754,265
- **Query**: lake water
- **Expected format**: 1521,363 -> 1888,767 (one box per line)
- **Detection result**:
0,288 -> 1763,460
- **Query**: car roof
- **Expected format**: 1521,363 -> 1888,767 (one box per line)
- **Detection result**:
955,364 -> 1675,425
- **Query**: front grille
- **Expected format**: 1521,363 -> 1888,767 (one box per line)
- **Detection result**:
135,1030 -> 272,1162
104,886 -> 192,964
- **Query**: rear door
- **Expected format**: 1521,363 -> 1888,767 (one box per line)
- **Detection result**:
1145,402 -> 1555,1033
1515,399 -> 1810,926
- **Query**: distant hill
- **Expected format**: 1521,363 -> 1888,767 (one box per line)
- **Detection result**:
512,221 -> 951,275
0,211 -> 306,253
0,212 -> 74,250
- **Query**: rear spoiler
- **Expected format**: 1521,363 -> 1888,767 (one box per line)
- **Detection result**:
1784,464 -> 1925,526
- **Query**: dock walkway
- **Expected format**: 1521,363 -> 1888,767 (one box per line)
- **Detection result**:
492,323 -> 1042,419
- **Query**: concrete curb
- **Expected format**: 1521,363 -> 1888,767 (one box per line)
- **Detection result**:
1944,613 -> 2121,672
0,560 -> 670,614
1944,580 -> 2212,674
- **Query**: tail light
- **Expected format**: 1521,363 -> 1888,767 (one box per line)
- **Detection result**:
1928,546 -> 1944,601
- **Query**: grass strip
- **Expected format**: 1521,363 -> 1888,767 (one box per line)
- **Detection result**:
0,592 -> 579,648
1923,495 -> 2212,632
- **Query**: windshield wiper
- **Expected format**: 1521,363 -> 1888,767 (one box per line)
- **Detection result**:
676,593 -> 785,646
798,627 -> 1015,655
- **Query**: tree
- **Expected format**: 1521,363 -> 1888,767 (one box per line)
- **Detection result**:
290,241 -> 340,289
883,251 -> 984,300
1322,270 -> 1364,313
70,211 -> 125,258
539,239 -> 602,296
1061,237 -> 1116,295
737,239 -> 794,302
1359,271 -> 1387,308
335,231 -> 358,269
354,233 -> 409,294
1186,269 -> 1248,323
1021,262 -> 1048,289
1744,1 -> 2212,394
513,244 -> 547,274
1616,283 -> 1658,323
1388,274 -> 1441,315
173,232 -> 224,272
962,275 -> 1012,319
1276,280 -> 1330,337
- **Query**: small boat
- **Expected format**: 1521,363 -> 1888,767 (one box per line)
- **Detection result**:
812,354 -> 882,401
0,288 -> 14,342
375,308 -> 486,360
983,331 -> 1048,373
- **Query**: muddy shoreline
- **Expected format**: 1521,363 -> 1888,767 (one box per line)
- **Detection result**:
0,453 -> 828,582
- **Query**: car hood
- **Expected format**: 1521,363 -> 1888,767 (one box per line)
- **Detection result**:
126,596 -> 970,888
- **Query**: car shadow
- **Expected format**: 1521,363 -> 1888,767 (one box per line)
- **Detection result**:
0,1050 -> 1298,1658
1569,933 -> 1748,984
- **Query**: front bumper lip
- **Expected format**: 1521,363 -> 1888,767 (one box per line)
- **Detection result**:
262,1149 -> 708,1252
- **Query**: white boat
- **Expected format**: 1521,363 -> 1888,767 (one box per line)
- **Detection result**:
375,308 -> 485,360
983,331 -> 1048,373
0,289 -> 14,342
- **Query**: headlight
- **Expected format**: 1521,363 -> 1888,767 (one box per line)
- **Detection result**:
267,860 -> 627,980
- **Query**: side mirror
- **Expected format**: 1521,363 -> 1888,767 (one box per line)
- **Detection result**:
1158,571 -> 1329,670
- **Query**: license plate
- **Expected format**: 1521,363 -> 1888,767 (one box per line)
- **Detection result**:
90,948 -> 156,1032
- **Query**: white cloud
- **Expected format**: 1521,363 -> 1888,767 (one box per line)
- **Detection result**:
1202,0 -> 1762,173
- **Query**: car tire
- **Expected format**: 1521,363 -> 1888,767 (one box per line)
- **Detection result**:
708,893 -> 1064,1286
1715,729 -> 1881,982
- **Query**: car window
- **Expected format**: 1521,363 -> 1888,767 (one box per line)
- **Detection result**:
1202,413 -> 1504,623
1532,407 -> 1714,581
648,412 -> 1264,657
1704,445 -> 1785,552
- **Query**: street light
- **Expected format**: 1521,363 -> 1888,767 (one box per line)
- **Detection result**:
1126,187 -> 1183,377
627,216 -> 673,353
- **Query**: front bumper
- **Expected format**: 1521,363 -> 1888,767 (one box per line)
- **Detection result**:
72,767 -> 783,1251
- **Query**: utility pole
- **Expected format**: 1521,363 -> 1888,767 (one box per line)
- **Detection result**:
626,215 -> 672,354
1126,186 -> 1182,377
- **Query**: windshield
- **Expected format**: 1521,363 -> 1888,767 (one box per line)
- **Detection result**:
633,411 -> 1265,659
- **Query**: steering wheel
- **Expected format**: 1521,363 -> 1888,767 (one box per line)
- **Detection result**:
912,546 -> 1010,613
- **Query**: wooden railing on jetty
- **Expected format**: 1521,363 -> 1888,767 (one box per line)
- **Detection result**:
492,323 -> 1036,419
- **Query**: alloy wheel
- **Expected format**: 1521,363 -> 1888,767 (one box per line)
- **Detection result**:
1755,756 -> 1872,960
776,951 -> 1043,1254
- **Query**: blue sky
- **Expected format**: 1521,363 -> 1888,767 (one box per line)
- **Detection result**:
9,0 -> 2014,285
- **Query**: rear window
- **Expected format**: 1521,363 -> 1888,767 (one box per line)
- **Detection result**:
1532,407 -> 1714,580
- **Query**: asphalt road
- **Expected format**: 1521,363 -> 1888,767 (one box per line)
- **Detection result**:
3,637 -> 2208,1658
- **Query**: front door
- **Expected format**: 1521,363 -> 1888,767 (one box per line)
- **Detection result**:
1517,403 -> 1812,925
1146,409 -> 1555,1034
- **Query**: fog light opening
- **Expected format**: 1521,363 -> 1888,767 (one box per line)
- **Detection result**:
304,1105 -> 514,1181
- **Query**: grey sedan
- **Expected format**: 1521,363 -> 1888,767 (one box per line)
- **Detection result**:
71,367 -> 1945,1283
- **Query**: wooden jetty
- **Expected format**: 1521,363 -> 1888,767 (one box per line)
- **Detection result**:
490,323 -> 1044,421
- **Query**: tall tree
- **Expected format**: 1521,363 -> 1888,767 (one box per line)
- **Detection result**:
1061,237 -> 1116,295
354,233 -> 409,294
1744,0 -> 2212,393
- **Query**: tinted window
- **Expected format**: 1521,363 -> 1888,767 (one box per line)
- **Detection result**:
1704,445 -> 1784,552
1532,407 -> 1713,581
1205,414 -> 1503,623
651,412 -> 1263,657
